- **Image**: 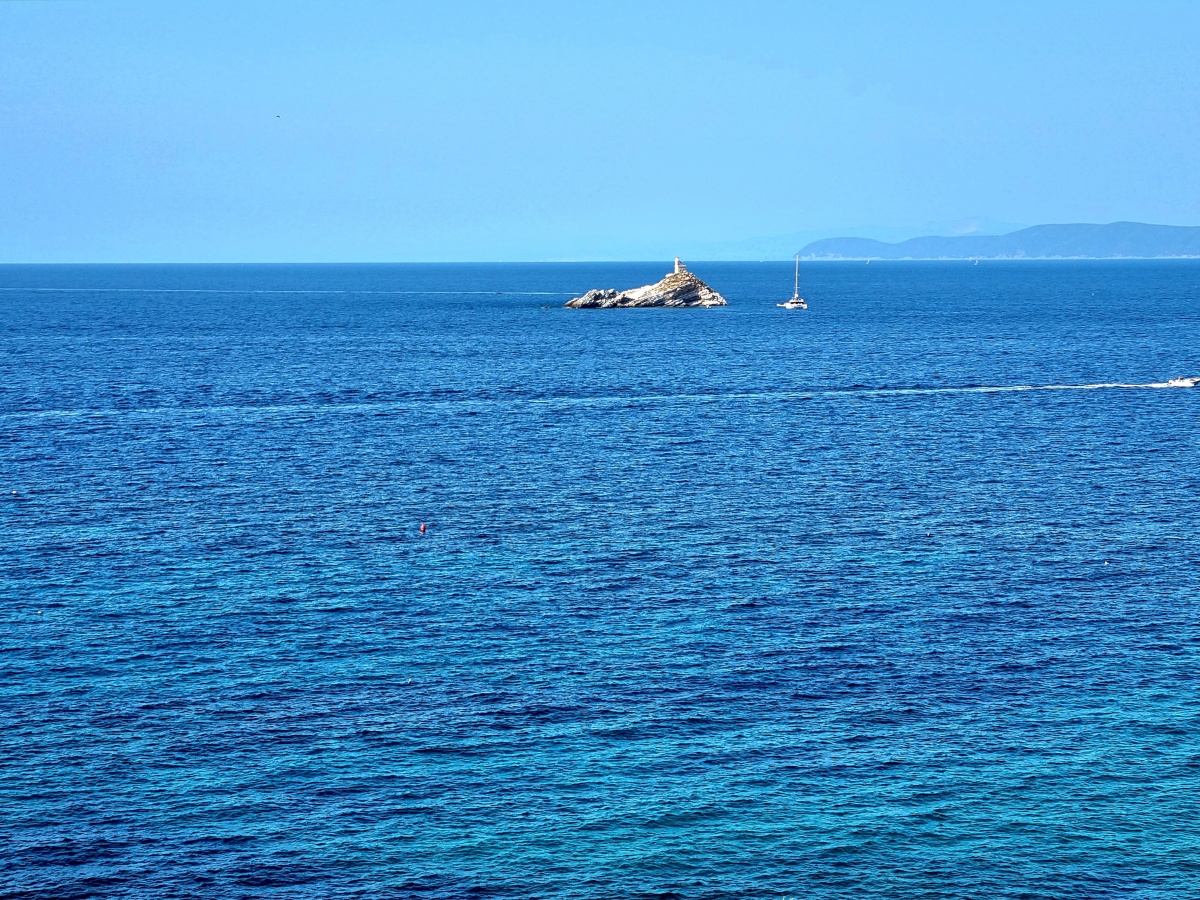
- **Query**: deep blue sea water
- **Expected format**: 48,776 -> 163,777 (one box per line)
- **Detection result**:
2,261 -> 1199,899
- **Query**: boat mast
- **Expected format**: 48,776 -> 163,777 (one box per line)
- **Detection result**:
794,254 -> 800,299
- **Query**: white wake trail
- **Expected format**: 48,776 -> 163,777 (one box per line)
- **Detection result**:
877,381 -> 1187,395
1,380 -> 1192,423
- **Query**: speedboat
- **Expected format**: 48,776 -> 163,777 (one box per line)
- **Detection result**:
1167,376 -> 1199,387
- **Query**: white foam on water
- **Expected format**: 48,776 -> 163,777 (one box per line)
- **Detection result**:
3,380 -> 1191,423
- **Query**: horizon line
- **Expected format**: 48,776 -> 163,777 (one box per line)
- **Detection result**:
4,257 -> 1200,266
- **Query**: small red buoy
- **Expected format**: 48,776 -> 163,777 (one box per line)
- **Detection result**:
420,522 -> 427,534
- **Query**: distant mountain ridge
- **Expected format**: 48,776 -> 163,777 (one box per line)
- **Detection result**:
799,222 -> 1200,260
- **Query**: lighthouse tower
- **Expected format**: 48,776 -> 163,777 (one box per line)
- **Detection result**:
673,257 -> 687,275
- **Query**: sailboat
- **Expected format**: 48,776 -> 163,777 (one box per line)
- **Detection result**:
777,255 -> 808,309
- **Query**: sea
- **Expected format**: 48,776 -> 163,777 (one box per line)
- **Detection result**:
2,261 -> 1199,899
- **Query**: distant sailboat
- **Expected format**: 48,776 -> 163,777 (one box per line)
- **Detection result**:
777,255 -> 808,309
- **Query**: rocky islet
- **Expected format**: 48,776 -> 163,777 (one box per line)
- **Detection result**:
565,259 -> 727,308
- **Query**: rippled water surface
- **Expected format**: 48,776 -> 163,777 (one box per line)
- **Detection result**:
3,261 -> 1200,898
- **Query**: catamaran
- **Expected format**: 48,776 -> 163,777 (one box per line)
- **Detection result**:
777,255 -> 808,309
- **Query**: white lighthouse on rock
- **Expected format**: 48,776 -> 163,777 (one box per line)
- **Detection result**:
565,256 -> 727,307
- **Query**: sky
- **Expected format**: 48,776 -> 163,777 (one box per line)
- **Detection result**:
2,0 -> 1199,262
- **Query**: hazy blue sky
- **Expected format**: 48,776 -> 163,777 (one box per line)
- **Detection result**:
2,1 -> 1199,261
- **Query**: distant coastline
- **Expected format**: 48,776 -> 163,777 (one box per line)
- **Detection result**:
798,222 -> 1200,260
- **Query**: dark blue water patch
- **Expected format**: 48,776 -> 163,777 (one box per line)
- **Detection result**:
2,261 -> 1200,898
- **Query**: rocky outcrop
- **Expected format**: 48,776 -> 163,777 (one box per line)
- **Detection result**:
565,259 -> 727,308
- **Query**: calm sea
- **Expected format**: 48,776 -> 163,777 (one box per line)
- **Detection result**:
2,261 -> 1199,899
